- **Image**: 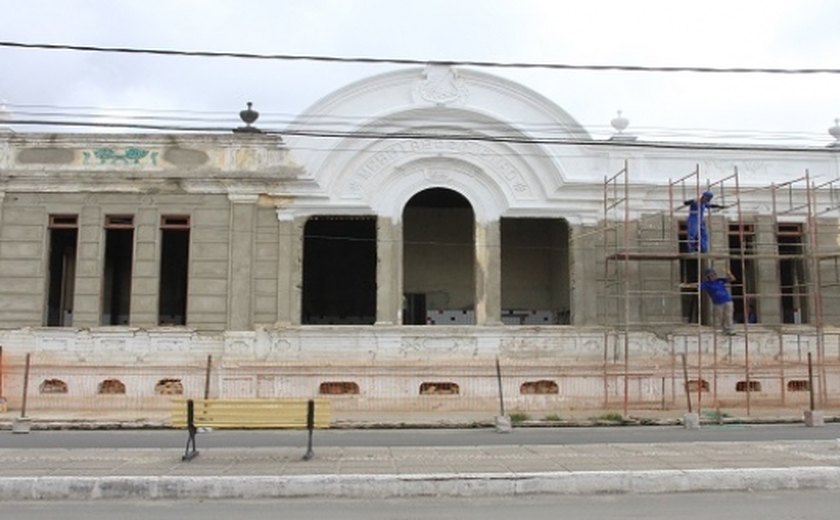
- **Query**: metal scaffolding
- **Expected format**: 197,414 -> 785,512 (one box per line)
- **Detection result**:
601,161 -> 840,416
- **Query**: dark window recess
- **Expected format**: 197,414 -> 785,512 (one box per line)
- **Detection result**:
787,380 -> 810,392
735,380 -> 761,392
159,220 -> 190,326
419,382 -> 460,395
678,222 -> 705,325
403,293 -> 427,325
777,224 -> 808,324
154,378 -> 183,395
319,382 -> 360,395
520,380 -> 559,394
729,224 -> 758,324
102,223 -> 134,325
686,379 -> 709,392
302,216 -> 376,325
39,378 -> 68,394
46,221 -> 78,327
98,378 -> 126,394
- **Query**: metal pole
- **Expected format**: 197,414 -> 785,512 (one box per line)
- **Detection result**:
661,377 -> 666,410
681,353 -> 692,413
807,352 -> 815,412
623,160 -> 630,417
20,353 -> 31,418
495,357 -> 506,417
203,354 -> 212,400
303,399 -> 315,461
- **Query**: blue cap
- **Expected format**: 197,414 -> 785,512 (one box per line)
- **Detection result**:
702,191 -> 714,199
704,268 -> 716,277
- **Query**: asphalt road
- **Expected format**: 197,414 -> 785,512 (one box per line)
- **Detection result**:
2,423 -> 839,449
3,490 -> 839,520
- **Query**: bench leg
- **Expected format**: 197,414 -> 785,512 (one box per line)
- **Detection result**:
303,427 -> 314,461
302,399 -> 315,460
183,424 -> 199,461
182,399 -> 199,461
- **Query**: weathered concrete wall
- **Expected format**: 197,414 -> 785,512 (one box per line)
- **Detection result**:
571,224 -> 602,325
0,192 -> 235,330
253,204 -> 281,326
0,327 -> 837,414
0,195 -> 45,327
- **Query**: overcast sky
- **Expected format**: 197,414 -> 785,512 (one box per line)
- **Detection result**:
1,0 -> 839,144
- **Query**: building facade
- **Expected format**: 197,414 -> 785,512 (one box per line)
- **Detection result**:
1,67 -> 839,417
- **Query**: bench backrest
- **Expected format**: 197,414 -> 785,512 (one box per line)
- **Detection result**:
171,398 -> 331,429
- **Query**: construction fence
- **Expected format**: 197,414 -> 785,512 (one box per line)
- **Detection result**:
1,333 -> 838,422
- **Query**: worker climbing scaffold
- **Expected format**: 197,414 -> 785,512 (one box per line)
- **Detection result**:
683,191 -> 726,253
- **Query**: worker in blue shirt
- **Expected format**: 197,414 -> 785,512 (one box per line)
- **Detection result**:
700,268 -> 736,335
684,191 -> 725,253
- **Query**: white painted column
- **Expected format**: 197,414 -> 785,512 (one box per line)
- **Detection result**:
376,215 -> 403,325
475,218 -> 502,325
275,210 -> 303,326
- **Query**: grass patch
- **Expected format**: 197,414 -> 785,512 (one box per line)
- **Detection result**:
703,410 -> 732,421
509,412 -> 530,423
594,412 -> 624,422
543,413 -> 561,422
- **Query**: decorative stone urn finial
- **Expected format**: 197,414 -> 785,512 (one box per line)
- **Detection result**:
611,110 -> 629,134
234,101 -> 262,134
609,110 -> 637,141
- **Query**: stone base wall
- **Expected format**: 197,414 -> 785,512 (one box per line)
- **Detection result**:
0,326 -> 837,416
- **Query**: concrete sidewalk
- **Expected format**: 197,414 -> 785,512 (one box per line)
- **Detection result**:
1,438 -> 839,499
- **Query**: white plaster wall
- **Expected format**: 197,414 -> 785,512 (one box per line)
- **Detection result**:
281,66 -> 839,226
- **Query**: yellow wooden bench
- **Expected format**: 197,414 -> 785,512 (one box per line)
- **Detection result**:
172,398 -> 331,461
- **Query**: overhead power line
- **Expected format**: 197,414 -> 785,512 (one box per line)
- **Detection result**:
2,41 -> 840,75
6,118 -> 839,154
5,102 -> 835,145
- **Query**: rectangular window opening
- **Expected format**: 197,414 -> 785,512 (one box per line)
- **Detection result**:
302,216 -> 376,325
101,217 -> 134,325
500,217 -> 570,326
678,222 -> 706,325
729,224 -> 758,324
777,223 -> 808,324
159,217 -> 190,326
46,215 -> 78,326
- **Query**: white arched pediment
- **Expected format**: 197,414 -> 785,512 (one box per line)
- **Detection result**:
284,66 -> 591,219
370,157 -> 509,223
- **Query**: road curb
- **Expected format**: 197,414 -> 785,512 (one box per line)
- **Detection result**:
2,467 -> 839,500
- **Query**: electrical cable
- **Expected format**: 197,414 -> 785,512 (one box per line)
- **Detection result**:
5,117 -> 839,153
2,41 -> 840,74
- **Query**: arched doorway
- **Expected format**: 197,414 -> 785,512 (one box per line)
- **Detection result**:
402,188 -> 475,325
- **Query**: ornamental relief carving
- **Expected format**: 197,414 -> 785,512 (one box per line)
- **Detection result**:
412,66 -> 468,106
703,159 -> 768,176
345,139 -> 531,197
82,147 -> 159,166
